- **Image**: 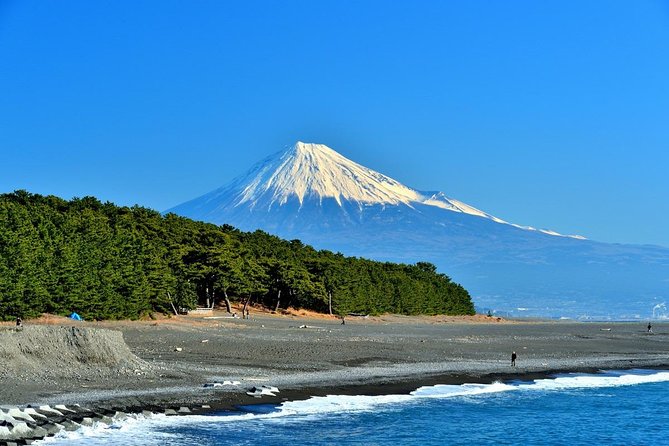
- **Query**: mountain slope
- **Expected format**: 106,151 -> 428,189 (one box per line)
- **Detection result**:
174,142 -> 580,239
168,142 -> 669,319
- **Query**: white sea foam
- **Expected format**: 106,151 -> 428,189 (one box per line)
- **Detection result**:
411,381 -> 515,398
412,370 -> 669,398
38,413 -> 176,445
36,370 -> 669,445
526,370 -> 669,391
276,393 -> 414,415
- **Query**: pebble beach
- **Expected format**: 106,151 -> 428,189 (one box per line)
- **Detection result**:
2,312 -> 669,444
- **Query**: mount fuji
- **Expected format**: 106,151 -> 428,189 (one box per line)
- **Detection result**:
168,142 -> 669,319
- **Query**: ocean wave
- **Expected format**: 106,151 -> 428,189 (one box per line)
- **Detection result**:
412,369 -> 669,397
38,369 -> 669,445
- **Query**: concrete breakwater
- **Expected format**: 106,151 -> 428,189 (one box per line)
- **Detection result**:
0,403 -> 197,445
0,325 -> 162,443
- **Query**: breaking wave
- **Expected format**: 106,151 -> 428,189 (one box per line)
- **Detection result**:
39,369 -> 669,445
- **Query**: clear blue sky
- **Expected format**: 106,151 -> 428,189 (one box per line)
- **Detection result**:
1,1 -> 668,246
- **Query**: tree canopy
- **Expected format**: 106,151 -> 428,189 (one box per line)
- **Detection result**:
0,191 -> 474,320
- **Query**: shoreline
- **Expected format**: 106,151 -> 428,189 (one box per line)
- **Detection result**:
0,314 -> 669,404
4,367 -> 669,446
182,363 -> 669,417
2,313 -> 668,441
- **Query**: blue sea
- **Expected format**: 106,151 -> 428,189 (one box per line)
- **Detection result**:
39,369 -> 669,445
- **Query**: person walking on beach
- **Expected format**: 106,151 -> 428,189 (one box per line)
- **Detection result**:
511,351 -> 517,367
648,322 -> 653,333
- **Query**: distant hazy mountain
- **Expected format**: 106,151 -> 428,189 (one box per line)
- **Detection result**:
168,142 -> 669,320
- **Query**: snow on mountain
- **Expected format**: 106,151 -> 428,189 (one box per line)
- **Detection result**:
235,141 -> 421,208
183,141 -> 582,239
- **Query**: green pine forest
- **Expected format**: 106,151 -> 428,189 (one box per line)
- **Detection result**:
0,191 -> 475,320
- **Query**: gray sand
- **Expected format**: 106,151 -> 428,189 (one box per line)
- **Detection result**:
1,313 -> 668,411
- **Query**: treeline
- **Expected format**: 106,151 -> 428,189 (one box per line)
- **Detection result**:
0,191 -> 474,320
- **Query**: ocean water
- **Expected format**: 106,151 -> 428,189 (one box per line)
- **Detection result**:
39,369 -> 669,445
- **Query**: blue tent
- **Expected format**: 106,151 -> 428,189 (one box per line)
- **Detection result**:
69,312 -> 82,321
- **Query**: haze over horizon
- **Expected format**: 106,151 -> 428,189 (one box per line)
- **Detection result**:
2,1 -> 668,247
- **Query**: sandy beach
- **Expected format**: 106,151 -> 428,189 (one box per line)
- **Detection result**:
2,311 -> 668,413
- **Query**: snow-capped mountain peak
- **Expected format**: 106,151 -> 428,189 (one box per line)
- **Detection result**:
172,141 -> 583,240
235,141 -> 422,207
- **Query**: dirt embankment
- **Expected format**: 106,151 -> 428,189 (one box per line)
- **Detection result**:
0,325 -> 152,382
